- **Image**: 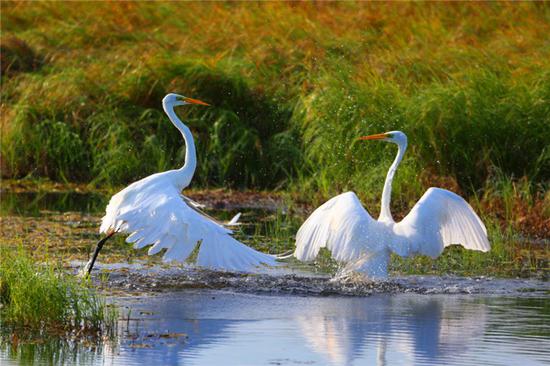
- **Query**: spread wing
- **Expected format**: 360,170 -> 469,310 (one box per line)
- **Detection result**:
100,184 -> 276,272
181,194 -> 239,227
294,192 -> 384,262
394,187 -> 490,258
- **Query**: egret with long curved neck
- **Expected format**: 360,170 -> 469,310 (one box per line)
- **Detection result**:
82,93 -> 276,275
293,131 -> 490,279
161,94 -> 199,189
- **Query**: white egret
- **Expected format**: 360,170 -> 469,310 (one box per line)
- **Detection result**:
293,131 -> 490,279
82,93 -> 276,275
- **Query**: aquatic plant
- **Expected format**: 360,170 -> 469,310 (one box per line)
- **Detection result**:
0,246 -> 117,335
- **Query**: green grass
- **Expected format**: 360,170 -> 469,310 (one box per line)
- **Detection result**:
246,208 -> 302,255
1,3 -> 548,191
295,70 -> 549,203
0,246 -> 117,336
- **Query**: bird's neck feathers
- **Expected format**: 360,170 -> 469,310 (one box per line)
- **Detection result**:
379,140 -> 407,222
163,101 -> 197,190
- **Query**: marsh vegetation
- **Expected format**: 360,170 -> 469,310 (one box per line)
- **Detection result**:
0,247 -> 117,341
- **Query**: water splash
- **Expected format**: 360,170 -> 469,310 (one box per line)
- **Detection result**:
77,262 -> 549,297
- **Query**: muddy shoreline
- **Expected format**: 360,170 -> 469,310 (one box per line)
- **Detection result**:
78,262 -> 549,298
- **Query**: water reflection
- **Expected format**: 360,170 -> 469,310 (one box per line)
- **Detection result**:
0,191 -> 107,216
0,333 -> 115,366
2,292 -> 549,366
0,190 -> 277,218
296,296 -> 488,365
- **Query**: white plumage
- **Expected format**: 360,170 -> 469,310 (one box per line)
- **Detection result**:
394,187 -> 489,257
85,94 -> 276,274
295,192 -> 385,263
294,131 -> 490,279
100,172 -> 275,271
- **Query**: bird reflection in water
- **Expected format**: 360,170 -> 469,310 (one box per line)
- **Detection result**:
295,295 -> 487,366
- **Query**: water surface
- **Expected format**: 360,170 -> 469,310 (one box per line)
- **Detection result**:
1,189 -> 549,365
2,291 -> 549,366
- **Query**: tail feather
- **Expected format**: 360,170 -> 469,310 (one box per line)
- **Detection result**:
226,212 -> 242,226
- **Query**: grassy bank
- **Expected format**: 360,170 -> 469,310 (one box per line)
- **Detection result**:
2,3 -> 548,189
0,246 -> 117,338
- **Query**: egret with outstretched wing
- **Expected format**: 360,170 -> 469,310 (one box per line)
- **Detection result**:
82,94 -> 276,275
293,131 -> 490,279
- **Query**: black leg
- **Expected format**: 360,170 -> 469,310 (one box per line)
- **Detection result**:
82,232 -> 115,276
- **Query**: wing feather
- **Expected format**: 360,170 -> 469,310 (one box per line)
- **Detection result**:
101,180 -> 276,272
395,187 -> 490,258
294,192 -> 381,262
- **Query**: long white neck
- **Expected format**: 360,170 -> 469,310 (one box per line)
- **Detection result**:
379,140 -> 406,222
163,101 -> 197,189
